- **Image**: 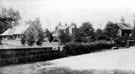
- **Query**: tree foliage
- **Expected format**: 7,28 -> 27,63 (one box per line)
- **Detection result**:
103,21 -> 119,40
78,22 -> 95,42
25,18 -> 44,46
0,7 -> 21,26
59,32 -> 71,44
48,33 -> 53,43
26,31 -> 35,46
0,7 -> 21,34
79,22 -> 95,37
21,34 -> 26,45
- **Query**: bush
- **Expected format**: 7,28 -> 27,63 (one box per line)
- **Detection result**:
36,39 -> 43,46
27,35 -> 35,46
27,40 -> 35,46
62,40 -> 116,56
21,34 -> 26,45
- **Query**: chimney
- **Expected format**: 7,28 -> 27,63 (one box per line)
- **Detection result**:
121,16 -> 125,24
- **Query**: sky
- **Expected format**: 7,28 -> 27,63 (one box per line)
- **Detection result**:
1,0 -> 135,31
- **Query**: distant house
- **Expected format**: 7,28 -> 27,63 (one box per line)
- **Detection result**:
116,17 -> 133,37
53,23 -> 68,37
0,23 -> 39,40
52,23 -> 77,41
53,23 -> 77,37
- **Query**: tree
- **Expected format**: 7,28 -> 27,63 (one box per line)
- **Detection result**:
0,7 -> 21,27
103,21 -> 119,40
59,32 -> 71,44
27,31 -> 35,46
48,33 -> 53,43
0,7 -> 21,34
1,8 -> 8,17
95,28 -> 109,40
34,18 -> 44,45
79,22 -> 95,36
25,18 -> 44,46
21,34 -> 26,45
71,29 -> 82,42
78,22 -> 95,42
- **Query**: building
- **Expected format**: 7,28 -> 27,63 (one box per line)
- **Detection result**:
116,17 -> 133,37
0,23 -> 39,40
52,23 -> 77,41
53,23 -> 77,37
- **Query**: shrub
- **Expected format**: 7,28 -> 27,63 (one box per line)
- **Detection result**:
21,34 -> 26,45
36,39 -> 43,46
62,40 -> 116,56
27,40 -> 35,46
27,34 -> 35,46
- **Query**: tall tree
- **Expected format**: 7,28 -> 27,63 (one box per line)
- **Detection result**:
79,22 -> 95,37
95,28 -> 109,40
78,22 -> 95,42
25,18 -> 44,45
34,18 -> 44,45
1,8 -> 8,17
103,21 -> 119,40
0,7 -> 21,26
59,32 -> 71,44
0,7 -> 21,34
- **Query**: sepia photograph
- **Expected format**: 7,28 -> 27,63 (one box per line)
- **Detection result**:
0,0 -> 135,74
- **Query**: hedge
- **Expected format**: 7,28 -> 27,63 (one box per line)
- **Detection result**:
62,40 -> 116,56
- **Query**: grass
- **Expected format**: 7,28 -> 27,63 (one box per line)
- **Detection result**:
35,67 -> 135,74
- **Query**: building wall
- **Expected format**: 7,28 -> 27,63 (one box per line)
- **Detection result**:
53,24 -> 77,38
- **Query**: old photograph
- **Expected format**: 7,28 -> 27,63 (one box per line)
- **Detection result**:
0,0 -> 135,74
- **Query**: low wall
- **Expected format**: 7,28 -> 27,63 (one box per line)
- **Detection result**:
0,47 -> 62,66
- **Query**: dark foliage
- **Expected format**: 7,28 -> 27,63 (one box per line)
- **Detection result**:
21,34 -> 26,45
58,32 -> 71,44
36,38 -> 42,46
103,22 -> 119,39
79,22 -> 95,37
27,40 -> 35,46
27,32 -> 35,46
36,33 -> 44,46
0,17 -> 12,34
62,40 -> 115,56
48,33 -> 53,43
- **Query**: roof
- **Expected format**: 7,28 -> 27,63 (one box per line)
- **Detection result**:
14,24 -> 30,34
1,28 -> 15,35
117,23 -> 133,30
0,24 -> 30,36
56,25 -> 68,30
